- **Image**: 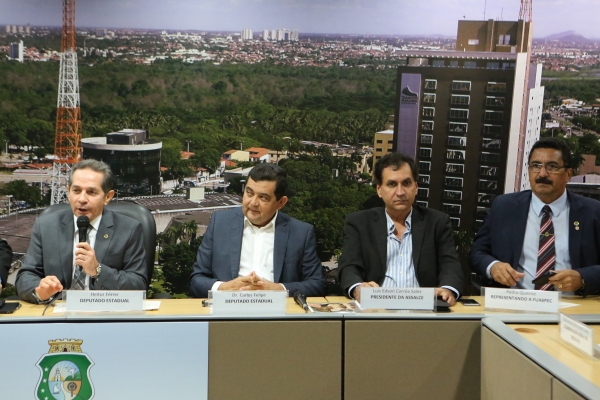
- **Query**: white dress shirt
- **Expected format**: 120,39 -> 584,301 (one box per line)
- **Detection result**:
211,212 -> 284,291
71,214 -> 101,290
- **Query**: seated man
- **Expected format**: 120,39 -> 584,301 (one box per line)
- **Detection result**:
0,238 -> 13,295
16,159 -> 147,303
470,138 -> 600,295
338,152 -> 464,305
189,163 -> 326,298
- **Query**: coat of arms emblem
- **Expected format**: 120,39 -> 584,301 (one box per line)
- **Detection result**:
35,339 -> 94,400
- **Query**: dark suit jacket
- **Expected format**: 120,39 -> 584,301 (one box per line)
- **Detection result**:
189,208 -> 326,298
16,208 -> 147,302
338,206 -> 464,295
0,238 -> 13,286
470,190 -> 600,296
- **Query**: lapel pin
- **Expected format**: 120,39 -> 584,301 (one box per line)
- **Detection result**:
574,221 -> 580,231
104,234 -> 109,239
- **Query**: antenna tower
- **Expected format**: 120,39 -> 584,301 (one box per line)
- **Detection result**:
50,0 -> 81,204
519,0 -> 533,22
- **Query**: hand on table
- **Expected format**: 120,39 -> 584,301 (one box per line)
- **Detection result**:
548,270 -> 583,292
352,281 -> 379,303
490,262 -> 524,286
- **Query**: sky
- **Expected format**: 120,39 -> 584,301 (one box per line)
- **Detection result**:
0,0 -> 598,39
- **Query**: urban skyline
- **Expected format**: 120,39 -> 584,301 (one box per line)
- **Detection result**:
0,0 -> 599,39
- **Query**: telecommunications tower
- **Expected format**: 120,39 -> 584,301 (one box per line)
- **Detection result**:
50,0 -> 82,204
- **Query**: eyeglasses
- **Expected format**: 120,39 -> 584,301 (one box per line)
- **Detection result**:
528,162 -> 569,173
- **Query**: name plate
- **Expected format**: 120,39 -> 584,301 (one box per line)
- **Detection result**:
360,287 -> 435,310
65,290 -> 145,312
560,313 -> 595,356
211,291 -> 287,315
484,288 -> 559,313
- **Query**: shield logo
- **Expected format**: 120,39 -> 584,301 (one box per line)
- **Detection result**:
35,339 -> 94,400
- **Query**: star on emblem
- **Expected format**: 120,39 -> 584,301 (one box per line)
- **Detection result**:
44,367 -> 48,371
41,389 -> 45,393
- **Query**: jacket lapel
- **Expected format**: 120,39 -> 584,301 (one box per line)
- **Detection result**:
59,211 -> 74,287
411,207 -> 425,274
374,208 -> 388,275
512,192 -> 531,266
230,209 -> 244,280
94,210 -> 114,265
567,191 -> 582,269
273,213 -> 289,283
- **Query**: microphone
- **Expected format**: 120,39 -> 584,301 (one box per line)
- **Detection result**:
77,215 -> 90,243
294,291 -> 309,313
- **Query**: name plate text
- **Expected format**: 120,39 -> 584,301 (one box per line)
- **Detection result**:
484,288 -> 559,313
360,287 -> 435,310
65,290 -> 145,312
560,313 -> 594,356
211,291 -> 287,315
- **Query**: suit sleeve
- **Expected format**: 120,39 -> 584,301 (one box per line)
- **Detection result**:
189,211 -> 218,298
435,213 -> 465,295
15,218 -> 46,302
280,224 -> 326,297
469,204 -> 500,277
0,237 -> 12,287
90,220 -> 147,290
338,214 -> 366,296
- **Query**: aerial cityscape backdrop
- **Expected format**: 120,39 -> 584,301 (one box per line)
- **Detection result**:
0,0 -> 599,38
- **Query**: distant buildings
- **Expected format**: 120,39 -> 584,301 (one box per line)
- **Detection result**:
261,28 -> 299,41
9,41 -> 23,62
82,129 -> 162,196
241,29 -> 253,41
389,18 -> 543,236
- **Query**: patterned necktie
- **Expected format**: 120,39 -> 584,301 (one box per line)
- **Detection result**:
535,205 -> 555,290
70,227 -> 88,290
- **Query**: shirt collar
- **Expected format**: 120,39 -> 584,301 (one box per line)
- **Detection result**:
385,208 -> 412,235
73,214 -> 102,232
244,210 -> 278,232
531,190 -> 568,218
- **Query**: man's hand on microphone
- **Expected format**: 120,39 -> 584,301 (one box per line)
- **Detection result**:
36,276 -> 63,301
75,242 -> 100,276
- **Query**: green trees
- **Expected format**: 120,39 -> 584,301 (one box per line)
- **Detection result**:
2,180 -> 46,208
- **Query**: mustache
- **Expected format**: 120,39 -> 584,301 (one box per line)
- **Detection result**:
535,177 -> 553,185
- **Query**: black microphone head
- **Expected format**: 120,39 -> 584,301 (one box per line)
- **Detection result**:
76,215 -> 90,229
77,215 -> 90,243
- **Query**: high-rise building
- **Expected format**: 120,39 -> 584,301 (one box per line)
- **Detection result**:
5,25 -> 10,33
270,29 -> 276,41
11,25 -> 17,34
25,24 -> 30,34
241,28 -> 253,41
9,40 -> 24,62
263,29 -> 269,40
390,19 -> 542,237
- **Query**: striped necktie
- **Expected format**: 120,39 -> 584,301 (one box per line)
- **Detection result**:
70,227 -> 88,290
535,205 -> 555,290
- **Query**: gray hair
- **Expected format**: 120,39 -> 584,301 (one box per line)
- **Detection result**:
68,159 -> 114,194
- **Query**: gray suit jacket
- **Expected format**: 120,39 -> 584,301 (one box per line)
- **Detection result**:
16,208 -> 147,302
338,206 -> 464,296
189,208 -> 326,298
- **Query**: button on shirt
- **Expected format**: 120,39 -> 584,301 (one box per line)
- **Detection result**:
72,215 -> 101,290
382,210 -> 419,288
211,212 -> 283,292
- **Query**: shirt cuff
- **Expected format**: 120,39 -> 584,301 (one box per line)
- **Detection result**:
348,283 -> 361,299
486,261 -> 500,279
441,286 -> 460,300
211,281 -> 223,293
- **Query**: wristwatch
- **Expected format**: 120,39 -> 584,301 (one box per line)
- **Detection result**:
93,264 -> 102,279
32,290 -> 52,304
